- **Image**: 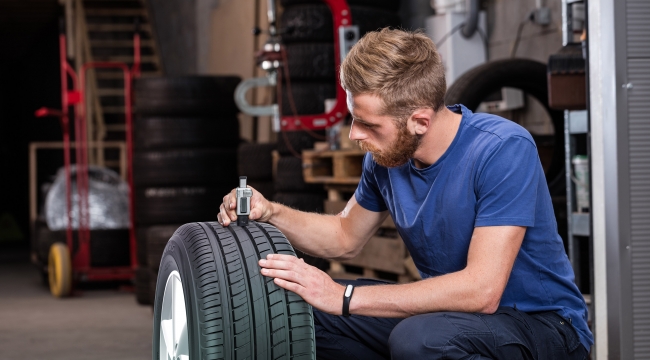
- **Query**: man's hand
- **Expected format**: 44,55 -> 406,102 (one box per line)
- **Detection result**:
259,254 -> 346,315
218,186 -> 273,226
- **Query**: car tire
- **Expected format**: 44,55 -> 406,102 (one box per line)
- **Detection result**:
280,5 -> 401,43
152,221 -> 316,359
135,76 -> 241,117
135,186 -> 225,225
445,59 -> 565,184
134,116 -> 240,150
237,143 -> 277,181
133,148 -> 238,186
280,0 -> 401,12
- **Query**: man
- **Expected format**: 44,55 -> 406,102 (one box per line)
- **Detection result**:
218,28 -> 592,359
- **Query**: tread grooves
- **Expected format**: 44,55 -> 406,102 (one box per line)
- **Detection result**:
254,222 -> 295,358
226,225 -> 258,360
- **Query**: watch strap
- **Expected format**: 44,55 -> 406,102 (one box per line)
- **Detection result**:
342,284 -> 355,317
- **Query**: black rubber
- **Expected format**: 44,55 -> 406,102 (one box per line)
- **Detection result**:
133,148 -> 238,186
294,250 -> 330,272
152,221 -> 316,359
280,0 -> 401,12
275,156 -> 321,192
135,186 -> 226,225
444,59 -> 565,183
248,180 -> 275,200
136,227 -> 148,266
135,266 -> 153,305
281,5 -> 401,43
134,76 -> 241,116
277,130 -> 325,156
35,226 -> 130,268
280,81 -> 336,116
237,142 -> 277,181
138,225 -> 180,270
273,192 -> 325,213
134,116 -> 240,150
285,43 -> 335,80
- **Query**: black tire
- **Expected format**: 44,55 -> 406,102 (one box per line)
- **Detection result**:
280,0 -> 401,12
444,59 -> 565,183
133,148 -> 237,186
275,156 -> 320,192
36,227 -> 130,267
277,130 -> 325,155
140,225 -> 181,270
135,76 -> 241,116
136,227 -> 148,267
153,222 -> 316,359
135,186 -> 225,225
295,250 -> 330,272
280,81 -> 336,115
281,5 -> 401,43
135,267 -> 153,305
273,192 -> 324,213
248,181 -> 276,200
134,116 -> 240,149
237,143 -> 277,181
285,43 -> 335,80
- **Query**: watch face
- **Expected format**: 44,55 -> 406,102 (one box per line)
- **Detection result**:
345,285 -> 353,297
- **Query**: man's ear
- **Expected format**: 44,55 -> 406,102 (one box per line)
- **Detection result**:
408,108 -> 433,135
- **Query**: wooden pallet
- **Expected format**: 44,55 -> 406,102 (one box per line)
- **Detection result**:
302,149 -> 365,185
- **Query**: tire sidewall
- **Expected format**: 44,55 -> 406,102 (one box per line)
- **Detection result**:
152,235 -> 199,359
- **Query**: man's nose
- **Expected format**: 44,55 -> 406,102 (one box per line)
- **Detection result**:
349,121 -> 365,141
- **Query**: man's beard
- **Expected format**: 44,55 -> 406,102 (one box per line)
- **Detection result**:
357,124 -> 422,168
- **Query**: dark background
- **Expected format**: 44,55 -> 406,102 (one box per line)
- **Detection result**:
0,0 -> 63,258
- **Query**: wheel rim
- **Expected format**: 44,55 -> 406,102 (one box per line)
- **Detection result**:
160,270 -> 189,360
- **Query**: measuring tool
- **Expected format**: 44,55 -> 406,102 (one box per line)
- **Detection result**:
236,176 -> 253,226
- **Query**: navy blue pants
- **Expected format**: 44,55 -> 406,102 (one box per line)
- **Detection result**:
315,279 -> 588,360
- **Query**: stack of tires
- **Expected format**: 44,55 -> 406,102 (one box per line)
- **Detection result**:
273,0 -> 401,269
237,142 -> 277,200
275,0 -> 402,210
133,76 -> 241,305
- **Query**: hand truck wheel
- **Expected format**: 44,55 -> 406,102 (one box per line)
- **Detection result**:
48,242 -> 72,297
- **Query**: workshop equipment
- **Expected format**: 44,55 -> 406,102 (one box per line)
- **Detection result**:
236,176 -> 253,226
234,0 -> 359,132
34,20 -> 140,297
547,43 -> 587,110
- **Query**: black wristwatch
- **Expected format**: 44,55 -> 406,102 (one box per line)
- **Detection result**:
342,284 -> 355,317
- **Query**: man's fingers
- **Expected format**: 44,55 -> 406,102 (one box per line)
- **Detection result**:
273,278 -> 303,294
219,204 -> 231,226
266,253 -> 298,262
258,257 -> 297,271
260,268 -> 301,284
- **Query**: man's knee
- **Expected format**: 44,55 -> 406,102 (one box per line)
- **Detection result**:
388,313 -> 448,358
388,312 -> 492,359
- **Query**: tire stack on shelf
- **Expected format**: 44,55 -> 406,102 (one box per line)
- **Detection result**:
275,0 -> 401,269
237,142 -> 277,199
133,76 -> 241,305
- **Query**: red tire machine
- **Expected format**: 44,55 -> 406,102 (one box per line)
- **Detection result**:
35,23 -> 141,296
235,0 -> 359,133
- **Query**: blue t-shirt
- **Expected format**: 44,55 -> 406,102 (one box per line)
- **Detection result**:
355,104 -> 593,351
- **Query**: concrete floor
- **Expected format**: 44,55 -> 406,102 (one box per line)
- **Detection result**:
0,256 -> 153,360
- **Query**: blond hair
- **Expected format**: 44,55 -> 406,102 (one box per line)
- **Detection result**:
340,28 -> 446,120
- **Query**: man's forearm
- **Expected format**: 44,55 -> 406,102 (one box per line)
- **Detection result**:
348,269 -> 500,318
267,202 -> 354,259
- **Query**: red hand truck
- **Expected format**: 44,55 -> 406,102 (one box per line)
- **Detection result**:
35,23 -> 141,297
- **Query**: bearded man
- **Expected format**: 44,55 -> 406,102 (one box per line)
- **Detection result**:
219,28 -> 592,359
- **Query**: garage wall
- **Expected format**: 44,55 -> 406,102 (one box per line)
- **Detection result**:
486,0 -> 563,62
